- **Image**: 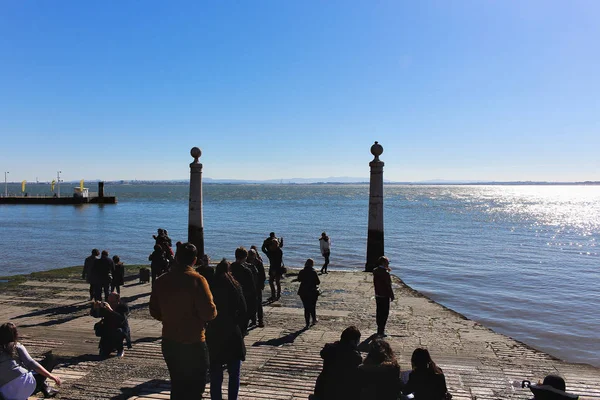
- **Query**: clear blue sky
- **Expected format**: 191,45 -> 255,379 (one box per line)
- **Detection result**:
1,1 -> 598,182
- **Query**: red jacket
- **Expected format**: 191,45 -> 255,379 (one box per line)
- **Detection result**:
373,266 -> 394,300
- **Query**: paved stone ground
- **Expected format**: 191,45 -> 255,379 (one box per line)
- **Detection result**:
1,270 -> 598,400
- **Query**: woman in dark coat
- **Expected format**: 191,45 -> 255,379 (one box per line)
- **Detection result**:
403,348 -> 449,400
358,339 -> 402,400
111,255 -> 125,294
206,259 -> 247,400
297,258 -> 320,329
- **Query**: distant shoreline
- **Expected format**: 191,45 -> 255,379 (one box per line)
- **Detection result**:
13,180 -> 599,186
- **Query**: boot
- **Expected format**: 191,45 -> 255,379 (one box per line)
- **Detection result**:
42,383 -> 59,398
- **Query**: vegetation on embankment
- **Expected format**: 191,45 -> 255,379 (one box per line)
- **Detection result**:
0,265 -> 145,290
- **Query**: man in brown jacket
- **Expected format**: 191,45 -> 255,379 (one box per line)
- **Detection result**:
373,255 -> 394,337
150,242 -> 217,399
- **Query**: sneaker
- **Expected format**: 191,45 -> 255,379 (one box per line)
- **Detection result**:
117,349 -> 125,358
311,319 -> 318,326
257,321 -> 265,328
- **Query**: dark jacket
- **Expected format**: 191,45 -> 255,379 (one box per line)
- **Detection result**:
373,266 -> 394,300
263,246 -> 283,271
92,255 -> 114,285
230,262 -> 258,302
149,250 -> 167,273
403,368 -> 448,400
314,341 -> 362,400
196,264 -> 215,287
358,363 -> 403,400
92,302 -> 132,351
112,262 -> 125,286
298,267 -> 320,298
206,274 -> 247,365
250,258 -> 266,290
83,255 -> 97,283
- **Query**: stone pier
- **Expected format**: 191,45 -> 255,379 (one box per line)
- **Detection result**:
1,268 -> 598,399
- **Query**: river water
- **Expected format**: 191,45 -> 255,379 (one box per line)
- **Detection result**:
1,183 -> 598,366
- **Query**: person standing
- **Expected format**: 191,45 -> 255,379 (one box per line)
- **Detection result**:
149,243 -> 217,400
92,250 -> 114,302
261,232 -> 283,254
373,256 -> 394,337
149,245 -> 167,286
230,247 -> 257,333
206,259 -> 247,400
247,248 -> 266,327
262,239 -> 284,301
298,259 -> 320,329
111,255 -> 125,294
83,249 -> 99,300
319,232 -> 331,274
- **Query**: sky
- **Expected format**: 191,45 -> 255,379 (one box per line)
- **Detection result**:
1,1 -> 599,182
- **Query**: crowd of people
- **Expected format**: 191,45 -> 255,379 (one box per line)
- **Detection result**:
0,229 -> 581,400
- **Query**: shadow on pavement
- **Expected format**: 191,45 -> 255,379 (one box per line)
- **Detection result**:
252,327 -> 306,347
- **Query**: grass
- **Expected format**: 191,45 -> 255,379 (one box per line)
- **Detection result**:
0,264 -> 147,290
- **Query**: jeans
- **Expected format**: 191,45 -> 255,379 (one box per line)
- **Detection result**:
321,251 -> 330,272
210,360 -> 242,400
268,270 -> 281,298
111,284 -> 121,294
256,290 -> 264,323
162,338 -> 209,399
300,294 -> 318,326
375,296 -> 390,335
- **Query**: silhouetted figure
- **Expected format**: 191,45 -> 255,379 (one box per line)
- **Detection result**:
92,250 -> 114,301
247,248 -> 266,327
111,255 -> 124,294
261,231 -> 283,254
195,254 -> 215,287
373,256 -> 394,336
358,339 -> 402,400
403,348 -> 449,400
319,232 -> 331,274
0,322 -> 61,399
298,259 -> 320,328
527,375 -> 579,400
250,245 -> 263,263
149,245 -> 168,286
83,248 -> 99,300
262,239 -> 284,300
206,259 -> 247,400
312,326 -> 362,400
149,242 -> 217,400
92,293 -> 131,358
230,247 -> 257,334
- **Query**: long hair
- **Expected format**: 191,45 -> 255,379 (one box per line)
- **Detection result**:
0,322 -> 18,358
364,339 -> 399,367
411,348 -> 443,374
215,258 -> 241,290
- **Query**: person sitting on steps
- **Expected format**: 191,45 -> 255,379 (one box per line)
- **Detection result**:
0,322 -> 61,399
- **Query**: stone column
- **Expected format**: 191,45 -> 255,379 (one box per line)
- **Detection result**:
188,147 -> 204,261
365,141 -> 384,272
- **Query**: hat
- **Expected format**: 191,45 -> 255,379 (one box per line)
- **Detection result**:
529,375 -> 579,400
